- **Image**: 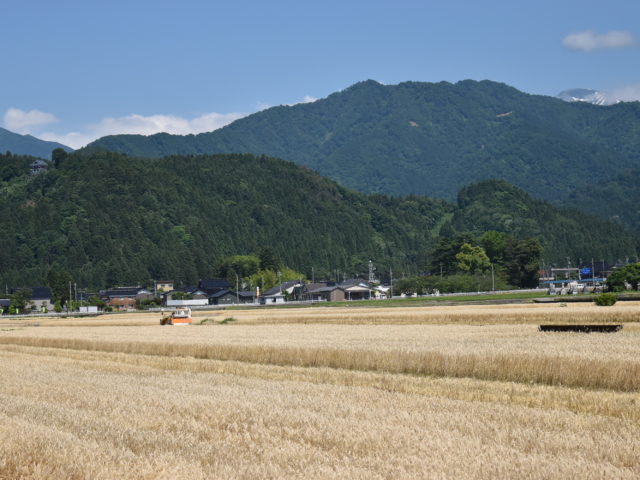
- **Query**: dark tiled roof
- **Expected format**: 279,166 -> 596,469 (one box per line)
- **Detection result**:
209,289 -> 231,299
30,286 -> 52,300
308,285 -> 344,294
237,291 -> 256,298
339,278 -> 369,288
302,282 -> 329,293
199,278 -> 231,291
105,287 -> 147,297
264,280 -> 300,296
0,299 -> 10,307
210,290 -> 255,299
11,286 -> 51,300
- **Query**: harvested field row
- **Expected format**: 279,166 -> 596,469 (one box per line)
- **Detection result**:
2,344 -> 639,422
2,323 -> 640,391
6,301 -> 640,327
1,347 -> 639,479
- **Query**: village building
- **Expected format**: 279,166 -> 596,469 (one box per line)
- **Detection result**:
155,280 -> 174,293
304,285 -> 345,302
101,287 -> 153,311
29,286 -> 55,311
209,290 -> 257,305
164,288 -> 209,307
259,292 -> 286,304
339,279 -> 375,300
30,159 -> 48,175
0,299 -> 10,313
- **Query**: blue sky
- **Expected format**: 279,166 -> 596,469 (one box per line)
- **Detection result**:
2,0 -> 639,148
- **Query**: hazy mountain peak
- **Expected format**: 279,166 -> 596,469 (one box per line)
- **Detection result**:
0,127 -> 73,158
557,88 -> 619,106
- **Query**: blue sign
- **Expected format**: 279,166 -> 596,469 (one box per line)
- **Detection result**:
580,267 -> 592,275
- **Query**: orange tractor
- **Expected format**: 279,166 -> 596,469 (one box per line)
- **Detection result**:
160,307 -> 192,325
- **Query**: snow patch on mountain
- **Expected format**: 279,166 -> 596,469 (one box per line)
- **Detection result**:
557,88 -> 620,106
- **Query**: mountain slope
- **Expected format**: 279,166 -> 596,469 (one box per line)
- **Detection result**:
85,79 -> 640,205
0,151 -> 450,288
0,127 -> 72,158
1,151 -> 636,289
451,180 -> 638,262
563,169 -> 640,233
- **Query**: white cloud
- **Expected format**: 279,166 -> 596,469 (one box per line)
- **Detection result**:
3,108 -> 58,134
38,111 -> 246,149
563,30 -> 635,52
11,93 -> 321,149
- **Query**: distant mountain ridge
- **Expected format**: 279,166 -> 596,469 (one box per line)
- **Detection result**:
84,80 -> 640,216
0,127 -> 72,158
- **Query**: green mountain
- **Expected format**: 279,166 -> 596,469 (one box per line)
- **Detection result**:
85,80 -> 640,215
1,151 -> 635,289
0,127 -> 73,158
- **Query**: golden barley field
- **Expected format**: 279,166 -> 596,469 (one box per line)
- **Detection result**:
1,302 -> 640,479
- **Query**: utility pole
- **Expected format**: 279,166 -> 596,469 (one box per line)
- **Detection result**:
235,272 -> 239,305
591,258 -> 595,288
389,268 -> 393,298
490,263 -> 495,292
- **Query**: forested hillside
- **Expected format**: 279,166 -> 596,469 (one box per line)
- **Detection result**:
0,151 -> 636,289
0,151 -> 450,288
0,127 -> 72,159
564,169 -> 640,233
450,180 -> 638,263
85,80 -> 640,230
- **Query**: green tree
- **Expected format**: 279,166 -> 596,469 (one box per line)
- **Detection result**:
479,231 -> 507,264
214,255 -> 261,279
606,263 -> 640,292
429,233 -> 476,275
503,238 -> 542,288
455,243 -> 490,274
171,291 -> 193,300
87,296 -> 106,309
46,266 -> 72,306
51,148 -> 68,168
259,247 -> 280,271
9,288 -> 32,314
